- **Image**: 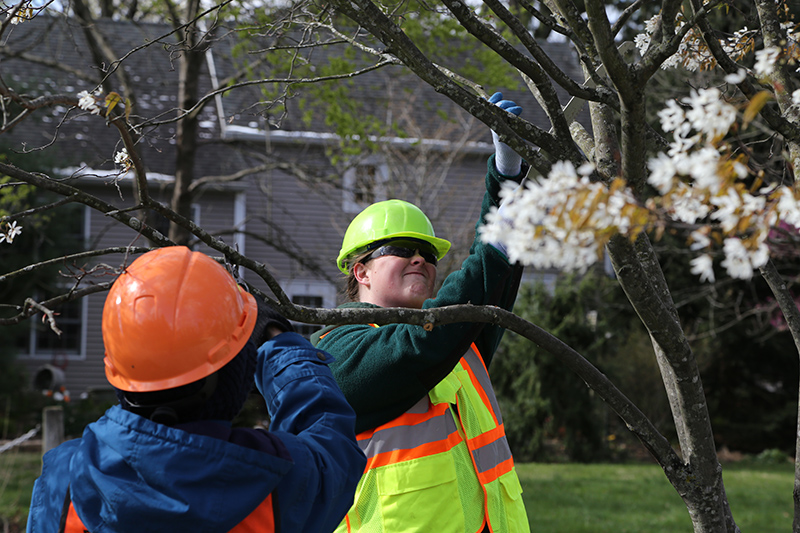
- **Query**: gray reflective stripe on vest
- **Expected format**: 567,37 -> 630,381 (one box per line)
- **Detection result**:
462,348 -> 504,425
472,433 -> 513,474
358,396 -> 458,458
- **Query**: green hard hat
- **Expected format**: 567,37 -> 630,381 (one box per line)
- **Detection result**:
337,199 -> 451,273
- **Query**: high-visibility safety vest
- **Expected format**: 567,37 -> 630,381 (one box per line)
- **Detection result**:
335,343 -> 530,533
61,492 -> 276,532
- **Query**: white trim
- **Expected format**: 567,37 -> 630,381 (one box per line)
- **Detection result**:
282,279 -> 337,309
83,204 -> 91,249
204,38 -> 228,137
223,125 -> 495,155
234,191 -> 247,279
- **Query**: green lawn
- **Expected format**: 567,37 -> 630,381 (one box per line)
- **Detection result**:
1,452 -> 795,532
518,461 -> 795,532
0,450 -> 40,531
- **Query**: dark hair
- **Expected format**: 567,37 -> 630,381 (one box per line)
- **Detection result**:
343,250 -> 373,302
117,341 -> 257,425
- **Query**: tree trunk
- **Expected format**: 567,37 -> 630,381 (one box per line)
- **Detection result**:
169,0 -> 206,246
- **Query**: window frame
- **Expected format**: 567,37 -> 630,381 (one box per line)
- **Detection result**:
22,205 -> 90,360
282,280 -> 338,338
342,156 -> 389,214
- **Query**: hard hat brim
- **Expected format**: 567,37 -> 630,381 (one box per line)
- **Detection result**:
337,231 -> 451,274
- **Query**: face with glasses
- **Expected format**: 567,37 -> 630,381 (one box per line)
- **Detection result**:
352,239 -> 439,309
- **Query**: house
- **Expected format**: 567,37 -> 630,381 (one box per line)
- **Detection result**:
0,14 -> 587,395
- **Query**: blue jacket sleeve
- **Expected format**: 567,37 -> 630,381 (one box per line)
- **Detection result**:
27,440 -> 81,533
255,332 -> 366,533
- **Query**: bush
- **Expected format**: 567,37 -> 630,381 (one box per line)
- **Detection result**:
753,448 -> 790,466
493,271 -> 649,463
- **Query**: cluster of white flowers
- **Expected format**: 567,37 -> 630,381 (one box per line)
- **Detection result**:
634,15 -> 740,72
0,220 -> 23,245
647,88 -> 776,281
754,46 -> 781,76
77,90 -> 103,115
721,27 -> 757,57
481,82 -> 800,284
114,148 -> 132,171
649,94 -> 737,226
480,162 -> 648,273
634,14 -> 769,73
9,4 -> 34,25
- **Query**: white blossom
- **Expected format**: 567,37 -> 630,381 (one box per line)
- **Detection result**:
9,6 -> 33,25
0,221 -> 23,245
724,69 -> 747,84
644,15 -> 659,34
793,89 -> 800,107
740,192 -> 766,217
669,183 -> 710,224
749,240 -> 770,269
683,88 -> 737,139
114,148 -> 132,169
720,238 -> 752,279
775,187 -> 800,227
710,188 -> 743,232
77,90 -> 102,115
577,162 -> 595,177
634,33 -> 651,55
687,147 -> 724,193
733,161 -> 749,179
719,237 -> 767,280
690,254 -> 715,283
647,152 -> 676,195
668,134 -> 700,157
754,46 -> 780,77
689,229 -> 711,251
657,99 -> 686,134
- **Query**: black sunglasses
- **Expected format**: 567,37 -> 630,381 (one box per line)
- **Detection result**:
362,240 -> 438,266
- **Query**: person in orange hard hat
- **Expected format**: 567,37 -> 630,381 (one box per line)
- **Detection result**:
27,246 -> 365,533
311,92 -> 531,532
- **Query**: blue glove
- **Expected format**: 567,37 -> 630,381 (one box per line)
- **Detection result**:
489,92 -> 523,177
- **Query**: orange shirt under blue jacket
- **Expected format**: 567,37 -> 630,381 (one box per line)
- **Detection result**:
26,333 -> 366,533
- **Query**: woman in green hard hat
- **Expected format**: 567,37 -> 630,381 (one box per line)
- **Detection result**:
311,92 -> 531,533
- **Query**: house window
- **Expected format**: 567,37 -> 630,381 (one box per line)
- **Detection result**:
291,295 -> 324,338
25,293 -> 86,358
21,204 -> 89,359
282,280 -> 337,339
343,158 -> 388,213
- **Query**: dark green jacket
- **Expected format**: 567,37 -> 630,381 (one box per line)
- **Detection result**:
311,155 -> 525,434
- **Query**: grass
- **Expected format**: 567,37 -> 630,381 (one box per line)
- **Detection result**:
517,461 -> 795,532
0,449 -> 40,532
0,452 -> 794,532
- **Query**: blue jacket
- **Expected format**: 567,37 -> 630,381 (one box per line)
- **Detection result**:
27,332 -> 366,533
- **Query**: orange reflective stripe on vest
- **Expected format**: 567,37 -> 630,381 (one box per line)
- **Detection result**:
63,493 -> 275,532
459,347 -> 515,484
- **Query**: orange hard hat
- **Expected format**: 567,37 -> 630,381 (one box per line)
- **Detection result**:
102,246 -> 257,393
